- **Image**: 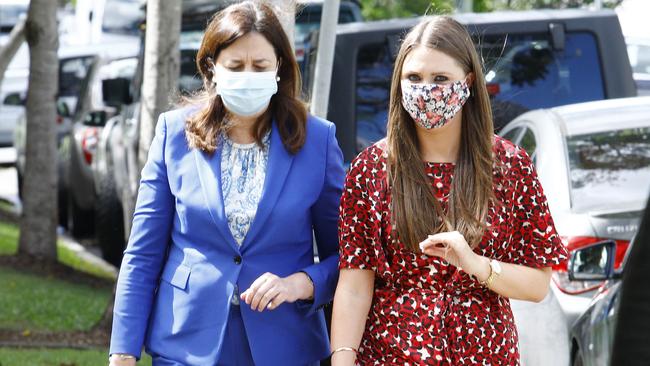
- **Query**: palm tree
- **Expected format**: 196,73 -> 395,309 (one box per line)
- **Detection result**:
137,0 -> 182,169
17,0 -> 59,260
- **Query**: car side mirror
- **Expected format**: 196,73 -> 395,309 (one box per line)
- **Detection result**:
83,110 -> 108,127
102,77 -> 132,107
57,100 -> 71,117
568,240 -> 616,281
3,92 -> 25,106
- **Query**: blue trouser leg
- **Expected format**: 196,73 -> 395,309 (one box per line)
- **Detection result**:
216,304 -> 255,366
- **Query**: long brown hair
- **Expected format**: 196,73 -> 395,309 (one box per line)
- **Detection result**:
386,17 -> 495,250
185,1 -> 307,154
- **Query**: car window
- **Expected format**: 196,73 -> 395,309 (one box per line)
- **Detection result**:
59,56 -> 95,98
567,126 -> 650,213
179,31 -> 202,94
353,32 -> 606,154
355,42 -> 392,153
627,43 -> 650,75
502,127 -> 523,144
481,32 -> 605,128
519,128 -> 537,157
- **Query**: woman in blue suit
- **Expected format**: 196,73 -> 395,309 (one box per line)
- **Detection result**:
108,2 -> 344,365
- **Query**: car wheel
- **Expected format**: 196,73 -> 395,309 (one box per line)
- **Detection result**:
95,171 -> 125,267
67,193 -> 94,238
57,186 -> 68,229
573,349 -> 584,366
17,170 -> 23,200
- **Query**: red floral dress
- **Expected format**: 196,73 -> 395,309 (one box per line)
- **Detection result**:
338,136 -> 569,365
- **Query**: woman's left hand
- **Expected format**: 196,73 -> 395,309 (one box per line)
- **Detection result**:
419,231 -> 488,280
240,272 -> 314,312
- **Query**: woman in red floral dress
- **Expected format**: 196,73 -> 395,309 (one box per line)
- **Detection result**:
330,16 -> 568,365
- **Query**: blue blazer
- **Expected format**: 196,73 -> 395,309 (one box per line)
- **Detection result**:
109,107 -> 345,365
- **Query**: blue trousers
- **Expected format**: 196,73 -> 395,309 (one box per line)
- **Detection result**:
216,305 -> 256,365
216,305 -> 321,366
152,305 -> 321,365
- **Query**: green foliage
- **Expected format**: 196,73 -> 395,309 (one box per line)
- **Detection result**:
359,0 -> 454,20
0,348 -> 153,366
490,0 -> 623,10
0,267 -> 112,332
473,0 -> 494,12
359,0 -> 623,19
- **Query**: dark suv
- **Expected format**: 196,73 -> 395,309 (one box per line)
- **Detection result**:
309,9 -> 637,163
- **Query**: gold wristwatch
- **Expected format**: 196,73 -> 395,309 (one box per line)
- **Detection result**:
480,259 -> 502,288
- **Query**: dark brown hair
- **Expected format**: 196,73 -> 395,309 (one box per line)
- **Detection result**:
185,1 -> 307,154
386,16 -> 495,250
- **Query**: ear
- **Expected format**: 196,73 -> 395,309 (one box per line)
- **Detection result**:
466,72 -> 476,87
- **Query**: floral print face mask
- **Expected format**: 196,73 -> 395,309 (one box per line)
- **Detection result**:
400,80 -> 471,129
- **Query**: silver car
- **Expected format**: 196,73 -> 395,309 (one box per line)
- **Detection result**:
568,238 -> 626,366
500,96 -> 650,365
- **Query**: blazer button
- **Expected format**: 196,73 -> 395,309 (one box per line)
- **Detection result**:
233,255 -> 242,265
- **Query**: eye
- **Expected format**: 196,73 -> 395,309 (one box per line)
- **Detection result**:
405,73 -> 421,82
225,65 -> 243,71
433,75 -> 449,83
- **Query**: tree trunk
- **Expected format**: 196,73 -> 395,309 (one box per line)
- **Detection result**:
18,0 -> 59,260
137,0 -> 181,170
310,0 -> 340,119
0,18 -> 26,86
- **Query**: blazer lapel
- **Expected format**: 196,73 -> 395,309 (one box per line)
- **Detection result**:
241,122 -> 294,249
193,146 -> 240,251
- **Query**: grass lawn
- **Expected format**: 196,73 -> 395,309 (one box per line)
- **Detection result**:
0,267 -> 112,331
0,348 -> 153,366
0,220 -> 137,363
0,221 -> 115,280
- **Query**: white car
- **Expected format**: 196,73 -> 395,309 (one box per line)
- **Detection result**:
500,96 -> 650,365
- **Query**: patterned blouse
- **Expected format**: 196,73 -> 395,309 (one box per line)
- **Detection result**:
338,136 -> 568,365
220,131 -> 271,247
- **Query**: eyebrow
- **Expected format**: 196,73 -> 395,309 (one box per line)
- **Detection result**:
402,70 -> 452,75
224,58 -> 272,64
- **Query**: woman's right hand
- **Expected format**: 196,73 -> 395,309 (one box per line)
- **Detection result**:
108,355 -> 136,366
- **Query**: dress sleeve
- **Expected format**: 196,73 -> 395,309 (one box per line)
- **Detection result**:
505,147 -> 569,268
338,149 -> 384,272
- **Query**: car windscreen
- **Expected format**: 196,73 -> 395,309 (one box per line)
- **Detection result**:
0,4 -> 27,32
354,31 -> 606,154
179,31 -> 202,94
567,125 -> 650,213
295,6 -> 358,39
102,0 -> 144,35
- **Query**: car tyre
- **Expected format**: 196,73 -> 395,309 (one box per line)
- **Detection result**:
95,171 -> 125,267
17,170 -> 23,200
57,185 -> 68,229
573,349 -> 584,366
67,193 -> 94,238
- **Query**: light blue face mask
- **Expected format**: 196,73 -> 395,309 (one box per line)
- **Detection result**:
213,69 -> 279,117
